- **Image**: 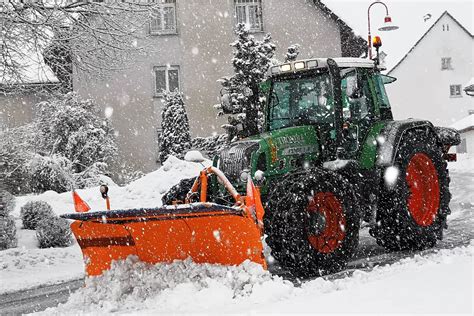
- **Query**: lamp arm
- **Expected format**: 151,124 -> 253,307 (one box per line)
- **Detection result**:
367,1 -> 390,59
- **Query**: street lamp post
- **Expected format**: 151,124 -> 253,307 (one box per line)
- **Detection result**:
367,1 -> 399,59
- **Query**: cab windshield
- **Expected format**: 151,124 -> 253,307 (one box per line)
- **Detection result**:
267,73 -> 334,131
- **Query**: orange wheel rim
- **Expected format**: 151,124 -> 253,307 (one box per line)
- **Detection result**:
406,153 -> 440,226
306,192 -> 346,254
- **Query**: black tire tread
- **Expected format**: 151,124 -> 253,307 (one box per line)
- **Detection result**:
372,128 -> 451,251
265,169 -> 360,278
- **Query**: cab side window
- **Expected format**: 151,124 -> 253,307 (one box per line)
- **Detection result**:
341,70 -> 372,122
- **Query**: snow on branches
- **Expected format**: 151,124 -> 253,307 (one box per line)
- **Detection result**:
159,91 -> 191,163
0,1 -> 156,88
217,24 -> 276,140
0,93 -> 117,193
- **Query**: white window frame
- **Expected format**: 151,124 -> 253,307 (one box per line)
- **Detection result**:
149,0 -> 177,35
449,84 -> 462,98
441,57 -> 452,70
154,65 -> 180,96
234,0 -> 263,32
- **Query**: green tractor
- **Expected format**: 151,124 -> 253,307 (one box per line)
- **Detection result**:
163,57 -> 460,277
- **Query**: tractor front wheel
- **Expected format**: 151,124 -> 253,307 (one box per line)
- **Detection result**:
373,129 -> 451,250
265,169 -> 360,278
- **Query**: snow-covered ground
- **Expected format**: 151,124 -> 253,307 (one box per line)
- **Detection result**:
41,244 -> 472,314
1,157 -> 472,314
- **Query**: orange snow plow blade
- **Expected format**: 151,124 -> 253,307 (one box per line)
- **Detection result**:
61,167 -> 266,276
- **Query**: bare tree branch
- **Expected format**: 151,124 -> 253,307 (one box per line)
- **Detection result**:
0,0 -> 157,91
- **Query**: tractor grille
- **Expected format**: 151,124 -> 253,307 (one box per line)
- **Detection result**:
219,141 -> 258,183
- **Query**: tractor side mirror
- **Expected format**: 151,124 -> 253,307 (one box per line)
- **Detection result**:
184,151 -> 206,163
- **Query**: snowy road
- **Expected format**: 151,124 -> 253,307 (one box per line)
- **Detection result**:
1,171 -> 472,314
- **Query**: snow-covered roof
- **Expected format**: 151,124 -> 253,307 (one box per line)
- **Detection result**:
272,57 -> 375,74
450,114 -> 474,132
332,58 -> 374,68
464,78 -> 474,93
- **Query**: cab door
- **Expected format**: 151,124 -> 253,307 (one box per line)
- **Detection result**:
340,69 -> 378,157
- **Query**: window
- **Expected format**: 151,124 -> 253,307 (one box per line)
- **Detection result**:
154,66 -> 180,95
150,0 -> 177,35
457,138 -> 467,153
235,0 -> 263,32
441,57 -> 452,70
442,24 -> 450,31
268,74 -> 333,131
449,84 -> 462,98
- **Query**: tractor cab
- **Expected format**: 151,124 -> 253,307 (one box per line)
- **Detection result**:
265,58 -> 396,158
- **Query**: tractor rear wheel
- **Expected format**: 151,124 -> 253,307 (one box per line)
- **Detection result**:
373,129 -> 450,250
265,169 -> 360,278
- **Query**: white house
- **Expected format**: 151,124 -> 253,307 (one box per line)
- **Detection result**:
449,111 -> 474,171
386,11 -> 473,127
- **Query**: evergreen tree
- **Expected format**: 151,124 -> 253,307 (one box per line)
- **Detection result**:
285,44 -> 300,62
217,24 -> 276,139
159,91 -> 191,163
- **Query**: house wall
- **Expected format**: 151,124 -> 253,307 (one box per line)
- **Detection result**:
387,14 -> 473,128
459,129 -> 474,155
74,0 -> 343,175
0,92 -> 49,130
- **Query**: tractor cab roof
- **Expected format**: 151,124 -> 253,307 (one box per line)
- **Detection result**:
269,57 -> 382,77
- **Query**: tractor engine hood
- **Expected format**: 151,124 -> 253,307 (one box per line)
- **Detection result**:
217,126 -> 320,187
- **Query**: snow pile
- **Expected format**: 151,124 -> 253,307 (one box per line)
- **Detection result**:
47,258 -> 293,314
13,155 -> 208,217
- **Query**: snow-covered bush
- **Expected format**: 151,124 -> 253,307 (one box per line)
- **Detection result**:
20,201 -> 55,230
0,190 -> 15,217
36,216 -> 73,248
191,134 -> 228,159
35,93 -> 117,173
0,215 -> 17,250
0,189 -> 17,250
0,124 -> 37,194
159,91 -> 191,163
217,24 -> 275,139
1,93 -> 118,194
28,154 -> 75,193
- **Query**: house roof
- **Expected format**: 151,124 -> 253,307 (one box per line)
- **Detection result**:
464,77 -> 474,93
313,1 -> 367,57
388,11 -> 474,75
451,114 -> 474,133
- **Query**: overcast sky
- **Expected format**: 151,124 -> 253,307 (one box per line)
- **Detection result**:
322,0 -> 473,70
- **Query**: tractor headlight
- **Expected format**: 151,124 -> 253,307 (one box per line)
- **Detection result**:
280,64 -> 292,72
294,62 -> 305,70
